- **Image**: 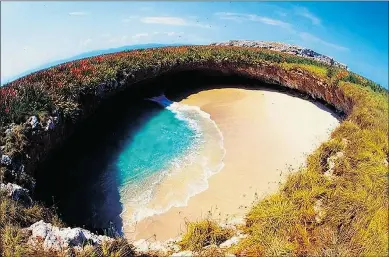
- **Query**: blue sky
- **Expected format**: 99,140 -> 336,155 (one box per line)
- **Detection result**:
1,1 -> 388,88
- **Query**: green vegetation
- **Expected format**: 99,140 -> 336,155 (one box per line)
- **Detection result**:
0,46 -> 385,126
0,45 -> 388,256
280,62 -> 328,79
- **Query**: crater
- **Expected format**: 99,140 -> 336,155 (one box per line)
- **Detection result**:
33,69 -> 341,237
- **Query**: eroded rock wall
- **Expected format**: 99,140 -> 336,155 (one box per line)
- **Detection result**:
1,60 -> 353,192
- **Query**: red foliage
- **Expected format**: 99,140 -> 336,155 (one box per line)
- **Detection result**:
0,87 -> 17,98
95,56 -> 104,62
0,87 -> 18,115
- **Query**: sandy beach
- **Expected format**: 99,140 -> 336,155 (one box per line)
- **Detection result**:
123,87 -> 340,241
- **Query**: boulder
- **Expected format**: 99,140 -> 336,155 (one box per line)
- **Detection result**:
0,182 -> 32,206
27,220 -> 113,252
28,116 -> 40,129
1,154 -> 12,166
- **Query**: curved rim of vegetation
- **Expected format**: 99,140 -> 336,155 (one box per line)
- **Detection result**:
1,45 -> 388,257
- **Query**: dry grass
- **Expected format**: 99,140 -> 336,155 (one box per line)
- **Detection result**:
229,82 -> 388,256
179,219 -> 234,252
0,192 -> 138,257
279,62 -> 329,79
1,46 -> 388,256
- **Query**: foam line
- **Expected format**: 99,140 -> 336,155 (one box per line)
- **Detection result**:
119,101 -> 226,227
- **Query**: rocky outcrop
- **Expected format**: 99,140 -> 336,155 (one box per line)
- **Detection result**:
26,220 -> 113,252
0,182 -> 32,206
211,40 -> 348,70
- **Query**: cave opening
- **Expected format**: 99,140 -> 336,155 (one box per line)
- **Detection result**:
33,69 -> 341,235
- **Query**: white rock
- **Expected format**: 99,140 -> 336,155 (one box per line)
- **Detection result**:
27,220 -> 112,252
210,40 -> 348,69
29,116 -> 39,129
0,182 -> 32,206
220,236 -> 241,248
1,154 -> 12,165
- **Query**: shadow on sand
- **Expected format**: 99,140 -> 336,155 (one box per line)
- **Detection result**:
34,87 -> 165,235
34,69 -> 342,236
143,69 -> 343,120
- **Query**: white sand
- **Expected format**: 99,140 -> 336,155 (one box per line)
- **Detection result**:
123,88 -> 340,241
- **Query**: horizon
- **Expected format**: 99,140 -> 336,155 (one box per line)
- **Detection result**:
1,1 -> 388,88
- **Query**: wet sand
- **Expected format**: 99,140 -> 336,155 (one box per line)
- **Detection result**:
124,87 -> 340,241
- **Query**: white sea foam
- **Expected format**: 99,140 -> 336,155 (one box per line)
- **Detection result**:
119,101 -> 226,227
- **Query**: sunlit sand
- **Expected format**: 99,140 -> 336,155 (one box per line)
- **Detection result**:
124,87 -> 340,241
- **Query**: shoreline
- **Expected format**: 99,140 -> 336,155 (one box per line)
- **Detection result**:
123,87 -> 340,242
120,101 -> 227,232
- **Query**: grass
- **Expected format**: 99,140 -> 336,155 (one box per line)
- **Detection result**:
229,81 -> 388,256
280,62 -> 329,79
179,219 -> 234,252
0,45 -> 388,256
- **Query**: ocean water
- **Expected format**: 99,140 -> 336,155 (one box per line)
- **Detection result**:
98,99 -> 226,231
34,93 -> 224,234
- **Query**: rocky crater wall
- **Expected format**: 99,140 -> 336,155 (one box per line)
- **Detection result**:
1,60 -> 353,194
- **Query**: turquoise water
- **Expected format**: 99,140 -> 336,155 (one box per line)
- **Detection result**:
114,100 -> 225,227
116,107 -> 199,195
34,94 -> 223,232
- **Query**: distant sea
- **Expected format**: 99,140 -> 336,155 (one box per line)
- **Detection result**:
0,43 -> 188,86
